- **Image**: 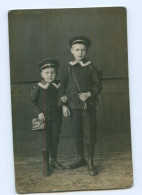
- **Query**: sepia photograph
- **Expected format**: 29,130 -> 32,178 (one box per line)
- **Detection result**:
8,7 -> 133,193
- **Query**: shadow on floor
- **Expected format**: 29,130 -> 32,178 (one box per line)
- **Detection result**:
14,152 -> 133,193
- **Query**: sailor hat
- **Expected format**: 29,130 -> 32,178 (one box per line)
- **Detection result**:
39,58 -> 59,71
69,35 -> 91,47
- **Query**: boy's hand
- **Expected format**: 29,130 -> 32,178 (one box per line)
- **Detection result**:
62,106 -> 70,117
78,92 -> 91,102
38,113 -> 45,121
60,95 -> 67,103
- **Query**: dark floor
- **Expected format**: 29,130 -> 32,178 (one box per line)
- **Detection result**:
14,152 -> 133,193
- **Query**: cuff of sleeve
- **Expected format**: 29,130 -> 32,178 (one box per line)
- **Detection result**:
58,101 -> 67,106
87,92 -> 91,97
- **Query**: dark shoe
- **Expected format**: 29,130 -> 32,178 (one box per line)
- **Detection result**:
69,156 -> 86,169
42,151 -> 51,177
86,144 -> 97,176
87,158 -> 98,176
43,162 -> 52,177
50,160 -> 65,170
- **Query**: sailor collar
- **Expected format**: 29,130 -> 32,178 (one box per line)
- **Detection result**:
69,60 -> 91,67
38,81 -> 60,90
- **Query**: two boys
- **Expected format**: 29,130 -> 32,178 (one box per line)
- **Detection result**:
31,36 -> 102,177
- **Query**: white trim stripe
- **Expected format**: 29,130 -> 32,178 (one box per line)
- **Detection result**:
72,40 -> 87,44
41,64 -> 55,69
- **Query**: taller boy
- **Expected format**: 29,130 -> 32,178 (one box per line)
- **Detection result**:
59,36 -> 102,176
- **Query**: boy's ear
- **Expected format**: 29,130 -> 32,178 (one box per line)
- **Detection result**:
71,47 -> 74,55
55,68 -> 58,77
85,46 -> 88,53
41,71 -> 43,78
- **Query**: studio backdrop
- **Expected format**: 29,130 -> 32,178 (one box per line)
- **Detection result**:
9,7 -> 131,157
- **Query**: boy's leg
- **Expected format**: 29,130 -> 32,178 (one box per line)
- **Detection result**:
39,121 -> 52,176
69,109 -> 86,169
50,120 -> 65,170
82,110 -> 98,176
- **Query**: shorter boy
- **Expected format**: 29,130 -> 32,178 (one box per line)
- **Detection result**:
31,58 -> 65,177
59,36 -> 102,176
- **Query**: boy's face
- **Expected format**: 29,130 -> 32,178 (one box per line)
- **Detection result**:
71,44 -> 87,61
41,68 -> 56,83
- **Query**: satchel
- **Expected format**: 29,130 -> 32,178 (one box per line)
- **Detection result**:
87,65 -> 102,110
32,118 -> 45,131
87,96 -> 99,111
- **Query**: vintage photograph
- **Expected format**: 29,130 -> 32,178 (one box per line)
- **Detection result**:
8,7 -> 133,193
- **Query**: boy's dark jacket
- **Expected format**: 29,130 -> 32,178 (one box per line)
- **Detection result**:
31,79 -> 62,120
59,58 -> 102,110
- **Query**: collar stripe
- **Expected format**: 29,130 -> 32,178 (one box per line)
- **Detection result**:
38,82 -> 60,89
69,60 -> 91,67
